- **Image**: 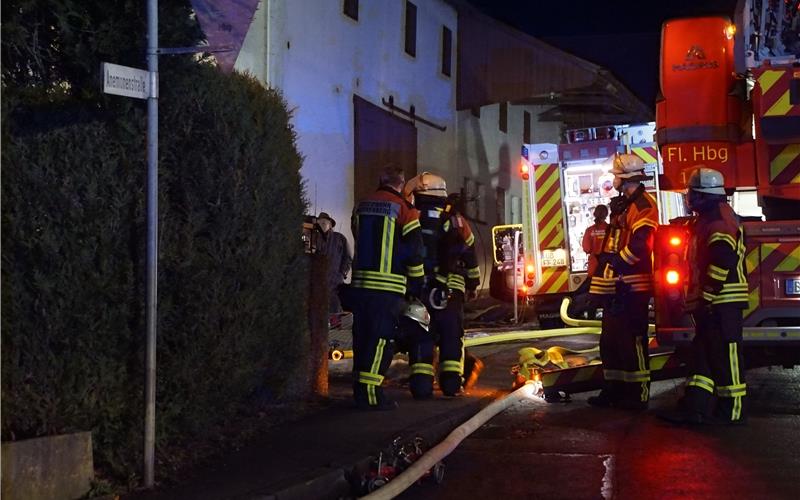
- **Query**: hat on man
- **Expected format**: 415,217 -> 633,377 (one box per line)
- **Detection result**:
609,153 -> 651,181
317,212 -> 336,227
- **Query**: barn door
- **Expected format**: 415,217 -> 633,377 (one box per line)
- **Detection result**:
353,95 -> 417,204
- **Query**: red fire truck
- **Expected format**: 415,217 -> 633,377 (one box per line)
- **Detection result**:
654,7 -> 800,367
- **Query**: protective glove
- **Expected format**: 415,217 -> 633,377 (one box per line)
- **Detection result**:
609,195 -> 629,216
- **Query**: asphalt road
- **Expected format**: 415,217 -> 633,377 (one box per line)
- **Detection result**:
398,365 -> 800,499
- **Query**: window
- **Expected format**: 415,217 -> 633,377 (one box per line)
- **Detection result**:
343,0 -> 358,21
499,102 -> 508,133
441,26 -> 452,77
404,1 -> 417,57
523,111 -> 531,143
598,146 -> 608,156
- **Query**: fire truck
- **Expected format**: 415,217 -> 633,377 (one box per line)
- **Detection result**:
489,127 -> 677,327
493,0 -> 799,366
654,4 -> 800,367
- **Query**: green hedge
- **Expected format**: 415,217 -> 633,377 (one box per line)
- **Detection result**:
1,63 -> 308,478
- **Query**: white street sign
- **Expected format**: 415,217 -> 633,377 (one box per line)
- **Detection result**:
103,62 -> 151,99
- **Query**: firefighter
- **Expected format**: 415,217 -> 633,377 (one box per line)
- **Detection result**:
659,167 -> 747,425
572,204 -> 609,318
403,172 -> 482,397
350,165 -> 425,410
582,204 -> 610,279
588,154 -> 658,410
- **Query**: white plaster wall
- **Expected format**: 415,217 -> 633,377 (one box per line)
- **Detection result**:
456,103 -> 561,287
236,0 -> 457,245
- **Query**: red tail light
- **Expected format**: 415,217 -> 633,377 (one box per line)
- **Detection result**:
669,236 -> 682,247
665,269 -> 681,285
520,162 -> 530,180
525,262 -> 535,287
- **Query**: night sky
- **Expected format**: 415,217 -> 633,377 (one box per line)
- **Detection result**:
465,0 -> 741,108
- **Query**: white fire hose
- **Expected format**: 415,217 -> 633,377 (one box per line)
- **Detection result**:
360,381 -> 543,500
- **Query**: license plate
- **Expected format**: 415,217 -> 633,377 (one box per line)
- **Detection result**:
786,279 -> 800,295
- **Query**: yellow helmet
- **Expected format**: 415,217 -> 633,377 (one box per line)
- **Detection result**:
403,171 -> 448,200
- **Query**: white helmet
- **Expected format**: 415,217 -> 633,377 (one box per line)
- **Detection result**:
403,171 -> 448,199
686,166 -> 726,195
609,154 -> 647,179
403,298 -> 431,331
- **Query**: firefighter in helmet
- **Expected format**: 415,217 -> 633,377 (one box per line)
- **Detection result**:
659,167 -> 747,425
350,165 -> 425,410
403,172 -> 482,398
588,154 -> 659,410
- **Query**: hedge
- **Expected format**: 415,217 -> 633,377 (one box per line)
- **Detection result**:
1,62 -> 308,479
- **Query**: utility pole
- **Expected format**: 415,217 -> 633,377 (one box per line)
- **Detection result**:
144,0 -> 159,488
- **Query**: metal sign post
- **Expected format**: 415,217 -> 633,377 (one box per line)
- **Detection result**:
144,0 -> 159,488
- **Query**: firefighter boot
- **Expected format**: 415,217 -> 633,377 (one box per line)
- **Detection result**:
587,382 -> 622,408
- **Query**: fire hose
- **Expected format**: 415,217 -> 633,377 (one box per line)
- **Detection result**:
559,297 -> 655,334
360,381 -> 543,500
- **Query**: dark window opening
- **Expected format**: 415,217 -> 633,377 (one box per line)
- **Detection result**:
404,2 -> 417,57
523,111 -> 531,143
343,0 -> 358,21
499,102 -> 508,133
441,26 -> 452,77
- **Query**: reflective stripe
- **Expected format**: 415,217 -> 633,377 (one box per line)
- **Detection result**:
406,263 -> 425,278
716,383 -> 747,397
467,266 -> 481,279
443,220 -> 451,232
411,363 -> 435,376
358,371 -> 384,385
687,374 -> 715,394
441,360 -> 462,373
727,342 -> 744,420
707,264 -> 729,281
402,218 -> 421,236
620,246 -> 640,264
352,270 -> 407,284
447,274 -> 466,292
382,217 -> 396,273
709,232 -> 736,249
465,233 -> 475,246
351,279 -> 406,295
636,336 -> 649,402
631,219 -> 658,232
604,369 -> 651,383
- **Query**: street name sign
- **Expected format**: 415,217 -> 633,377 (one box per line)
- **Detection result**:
103,62 -> 151,99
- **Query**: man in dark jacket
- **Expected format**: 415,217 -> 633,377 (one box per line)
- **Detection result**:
316,212 -> 352,313
350,165 -> 425,410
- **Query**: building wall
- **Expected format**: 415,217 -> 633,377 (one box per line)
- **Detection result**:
236,0 -> 457,244
456,103 -> 561,284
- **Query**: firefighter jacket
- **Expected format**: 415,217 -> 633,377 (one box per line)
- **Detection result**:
590,185 -> 659,295
582,221 -> 609,277
351,186 -> 425,296
686,202 -> 747,309
417,197 -> 480,294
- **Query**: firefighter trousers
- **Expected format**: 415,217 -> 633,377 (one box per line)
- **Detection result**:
599,293 -> 651,403
351,289 -> 403,407
431,292 -> 465,396
685,304 -> 746,422
406,324 -> 436,399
